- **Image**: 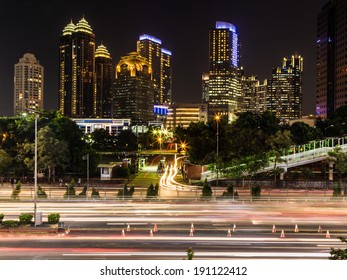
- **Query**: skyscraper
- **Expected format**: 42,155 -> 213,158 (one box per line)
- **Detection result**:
207,21 -> 241,122
59,17 -> 96,118
137,34 -> 172,105
13,53 -> 44,116
239,76 -> 268,114
316,0 -> 347,119
113,52 -> 154,124
95,44 -> 113,118
268,54 -> 303,120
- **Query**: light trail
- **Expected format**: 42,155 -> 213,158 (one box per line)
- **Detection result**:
159,155 -> 199,192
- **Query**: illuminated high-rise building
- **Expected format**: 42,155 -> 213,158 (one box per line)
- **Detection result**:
316,0 -> 347,119
268,54 -> 303,120
202,73 -> 209,103
95,44 -> 113,118
137,34 -> 172,105
59,17 -> 96,118
113,52 -> 154,124
166,102 -> 208,129
239,76 -> 268,114
207,21 -> 241,122
14,53 -> 44,116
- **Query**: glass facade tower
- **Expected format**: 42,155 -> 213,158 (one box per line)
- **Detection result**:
95,44 -> 113,118
316,0 -> 347,119
59,17 -> 96,118
208,21 -> 241,122
137,34 -> 172,105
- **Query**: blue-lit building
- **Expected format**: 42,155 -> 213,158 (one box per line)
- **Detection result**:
207,21 -> 242,122
137,34 -> 172,106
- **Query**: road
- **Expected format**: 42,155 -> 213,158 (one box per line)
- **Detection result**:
0,200 -> 346,259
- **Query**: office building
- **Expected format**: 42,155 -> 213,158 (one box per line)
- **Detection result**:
59,17 -> 96,118
137,34 -> 172,105
268,54 -> 303,120
95,44 -> 113,118
113,52 -> 154,125
166,102 -> 208,129
316,0 -> 347,119
14,53 -> 44,116
202,73 -> 209,103
239,76 -> 268,114
207,21 -> 242,122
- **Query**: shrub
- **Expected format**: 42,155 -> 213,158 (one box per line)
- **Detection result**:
37,185 -> 47,198
91,187 -> 100,198
0,214 -> 4,223
79,186 -> 87,196
333,182 -> 342,197
11,189 -> 20,199
19,213 -> 33,225
2,220 -> 19,228
48,213 -> 60,224
64,179 -> 76,197
201,179 -> 212,198
15,180 -> 22,190
146,183 -> 159,198
251,185 -> 261,197
117,185 -> 135,198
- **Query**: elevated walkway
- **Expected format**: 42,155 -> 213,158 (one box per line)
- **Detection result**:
201,137 -> 347,181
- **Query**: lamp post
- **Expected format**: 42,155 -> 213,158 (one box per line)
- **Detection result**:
214,114 -> 220,197
34,114 -> 38,226
23,108 -> 39,226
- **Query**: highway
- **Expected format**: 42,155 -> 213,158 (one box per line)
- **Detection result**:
0,200 -> 346,259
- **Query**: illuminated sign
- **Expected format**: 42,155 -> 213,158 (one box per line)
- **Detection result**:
153,105 -> 168,115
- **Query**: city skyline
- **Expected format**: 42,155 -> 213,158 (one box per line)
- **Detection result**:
0,0 -> 327,117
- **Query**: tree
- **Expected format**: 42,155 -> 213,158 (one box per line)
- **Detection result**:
301,167 -> 313,190
266,130 -> 293,186
0,149 -> 12,176
328,146 -> 347,195
89,128 -> 116,152
116,130 -> 138,151
49,112 -> 89,174
37,126 -> 70,182
115,166 -> 130,178
289,122 -> 322,145
330,237 -> 347,260
229,111 -> 280,159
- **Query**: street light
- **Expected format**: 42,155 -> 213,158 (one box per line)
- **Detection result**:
214,114 -> 221,196
23,109 -> 39,226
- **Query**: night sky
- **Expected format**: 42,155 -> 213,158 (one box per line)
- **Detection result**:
0,0 -> 328,117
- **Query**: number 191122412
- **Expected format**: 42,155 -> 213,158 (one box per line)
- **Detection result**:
193,266 -> 247,276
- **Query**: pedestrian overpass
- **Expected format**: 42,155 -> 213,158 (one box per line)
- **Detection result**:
201,136 -> 347,181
